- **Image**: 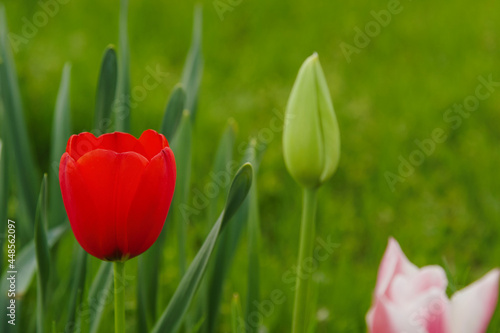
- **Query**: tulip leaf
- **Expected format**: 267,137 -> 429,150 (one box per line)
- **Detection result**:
94,47 -> 117,134
136,246 -> 159,331
167,111 -> 193,329
204,121 -> 237,333
0,140 -> 7,273
151,163 -> 253,333
0,225 -> 66,333
49,63 -> 72,228
231,294 -> 244,333
65,246 -> 87,333
244,142 -> 261,333
0,5 -> 39,236
160,84 -> 186,142
207,139 -> 262,333
88,261 -> 113,333
181,5 -> 204,119
171,111 -> 192,276
207,120 -> 236,225
114,0 -> 131,132
136,111 -> 191,332
35,175 -> 50,333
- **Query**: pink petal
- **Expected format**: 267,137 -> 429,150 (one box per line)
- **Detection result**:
388,265 -> 448,304
366,299 -> 396,333
450,269 -> 500,333
368,289 -> 450,333
376,238 -> 419,298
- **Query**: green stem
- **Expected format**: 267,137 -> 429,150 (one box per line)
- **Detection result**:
114,261 -> 126,333
292,187 -> 318,333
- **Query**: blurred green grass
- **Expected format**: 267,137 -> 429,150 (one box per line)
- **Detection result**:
3,0 -> 500,331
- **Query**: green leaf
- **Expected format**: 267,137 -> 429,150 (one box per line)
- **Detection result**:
94,47 -> 117,134
171,111 -> 193,276
0,5 -> 39,234
160,84 -> 186,142
49,63 -> 72,228
206,139 -> 262,333
114,0 -> 131,132
244,142 -> 261,333
65,246 -> 87,333
181,5 -> 204,119
88,262 -> 113,333
231,294 -> 244,333
207,120 -> 236,224
35,175 -> 50,333
151,163 -> 253,333
136,246 -> 159,331
136,112 -> 191,332
204,121 -> 237,333
0,140 -> 7,273
0,225 -> 66,333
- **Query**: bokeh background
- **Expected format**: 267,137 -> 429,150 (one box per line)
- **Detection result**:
3,0 -> 500,331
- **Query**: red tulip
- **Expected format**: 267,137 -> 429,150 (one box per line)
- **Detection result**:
59,129 -> 176,261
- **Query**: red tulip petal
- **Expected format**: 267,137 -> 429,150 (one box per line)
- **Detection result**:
70,149 -> 148,260
66,132 -> 106,161
59,153 -> 104,259
126,147 -> 176,258
67,132 -> 149,161
138,129 -> 169,160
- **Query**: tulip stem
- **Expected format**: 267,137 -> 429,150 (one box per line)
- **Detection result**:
114,261 -> 126,333
292,187 -> 318,333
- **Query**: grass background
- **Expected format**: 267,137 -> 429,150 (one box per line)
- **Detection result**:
3,0 -> 500,331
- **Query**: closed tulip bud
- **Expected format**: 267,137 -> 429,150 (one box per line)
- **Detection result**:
283,53 -> 340,189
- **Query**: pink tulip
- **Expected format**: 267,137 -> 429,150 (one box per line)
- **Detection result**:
366,238 -> 500,333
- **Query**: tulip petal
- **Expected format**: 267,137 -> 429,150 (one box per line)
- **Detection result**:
126,147 -> 176,258
138,129 -> 169,160
67,132 -> 149,161
368,289 -> 450,333
313,55 -> 340,183
450,269 -> 500,333
388,265 -> 448,304
66,149 -> 148,260
366,300 -> 396,333
376,238 -> 419,298
59,153 -> 102,259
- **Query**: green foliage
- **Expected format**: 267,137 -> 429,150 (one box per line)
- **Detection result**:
243,141 -> 261,333
171,111 -> 193,276
181,5 -> 204,119
0,140 -> 6,273
114,0 -> 131,132
65,246 -> 87,333
94,47 -> 117,134
88,262 -> 113,333
231,294 -> 244,333
49,63 -> 71,228
204,121 -> 236,333
151,163 -> 253,333
160,84 -> 186,142
1,0 -> 500,332
34,175 -> 50,333
0,5 -> 38,239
